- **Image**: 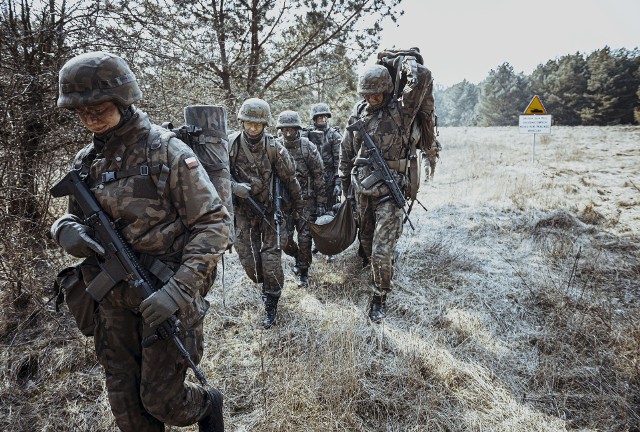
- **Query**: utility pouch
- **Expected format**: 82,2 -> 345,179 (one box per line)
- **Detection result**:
54,263 -> 98,337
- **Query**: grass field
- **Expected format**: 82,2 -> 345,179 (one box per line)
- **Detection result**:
1,126 -> 639,431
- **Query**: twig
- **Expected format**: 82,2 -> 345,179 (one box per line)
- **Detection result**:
566,246 -> 581,292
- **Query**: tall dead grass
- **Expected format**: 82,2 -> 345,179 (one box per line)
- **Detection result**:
1,126 -> 639,431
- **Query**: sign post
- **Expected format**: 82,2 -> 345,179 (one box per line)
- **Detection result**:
519,95 -> 551,163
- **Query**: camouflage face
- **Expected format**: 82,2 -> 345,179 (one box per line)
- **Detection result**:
243,121 -> 265,138
57,51 -> 142,109
357,65 -> 393,96
276,110 -> 303,129
74,101 -> 122,134
310,103 -> 331,120
237,98 -> 272,125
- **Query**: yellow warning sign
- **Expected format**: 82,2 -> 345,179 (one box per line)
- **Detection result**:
523,95 -> 547,115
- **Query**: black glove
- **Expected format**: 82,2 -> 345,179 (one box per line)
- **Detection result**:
139,280 -> 191,328
316,205 -> 326,217
57,221 -> 105,258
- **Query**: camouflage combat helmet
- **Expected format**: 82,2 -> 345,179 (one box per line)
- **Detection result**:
276,110 -> 303,129
309,103 -> 332,120
357,65 -> 393,95
57,51 -> 142,109
237,98 -> 272,125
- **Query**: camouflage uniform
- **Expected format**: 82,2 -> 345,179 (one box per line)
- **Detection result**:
339,63 -> 431,310
276,111 -> 326,285
423,138 -> 441,181
229,103 -> 302,304
51,52 -> 229,431
304,103 -> 343,206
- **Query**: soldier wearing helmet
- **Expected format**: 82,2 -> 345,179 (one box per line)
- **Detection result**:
303,103 -> 343,207
229,98 -> 303,328
339,60 -> 433,323
423,138 -> 442,182
276,110 -> 327,287
51,52 -> 229,431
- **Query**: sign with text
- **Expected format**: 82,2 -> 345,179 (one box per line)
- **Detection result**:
519,115 -> 552,134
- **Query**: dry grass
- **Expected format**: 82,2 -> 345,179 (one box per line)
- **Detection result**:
1,126 -> 639,431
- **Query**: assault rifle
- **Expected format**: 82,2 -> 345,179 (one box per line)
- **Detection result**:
50,169 -> 210,386
347,119 -> 415,230
273,176 -> 284,250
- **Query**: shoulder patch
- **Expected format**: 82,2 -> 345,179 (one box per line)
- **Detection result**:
279,147 -> 285,156
185,156 -> 199,169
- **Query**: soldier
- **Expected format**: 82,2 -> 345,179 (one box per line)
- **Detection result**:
50,52 -> 229,431
339,63 -> 431,323
305,103 -> 343,206
423,138 -> 441,181
229,98 -> 303,328
276,110 -> 327,287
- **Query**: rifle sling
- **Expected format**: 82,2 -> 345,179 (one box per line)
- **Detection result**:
86,254 -> 176,302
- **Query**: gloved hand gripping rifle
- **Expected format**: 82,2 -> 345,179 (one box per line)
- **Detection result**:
230,168 -> 279,235
50,169 -> 210,386
347,119 -> 415,230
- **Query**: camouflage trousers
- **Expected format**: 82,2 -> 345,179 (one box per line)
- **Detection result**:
282,205 -> 314,270
235,209 -> 286,297
94,289 -> 209,431
356,193 -> 404,295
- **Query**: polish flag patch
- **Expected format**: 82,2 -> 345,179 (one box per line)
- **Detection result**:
279,147 -> 285,155
185,157 -> 199,169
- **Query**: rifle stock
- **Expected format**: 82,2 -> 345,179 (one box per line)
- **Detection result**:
50,169 -> 210,386
346,119 -> 415,230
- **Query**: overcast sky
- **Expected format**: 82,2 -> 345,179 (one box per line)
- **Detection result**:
373,0 -> 640,88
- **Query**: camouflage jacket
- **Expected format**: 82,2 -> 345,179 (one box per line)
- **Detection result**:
280,136 -> 326,207
303,125 -> 342,181
339,62 -> 429,197
52,109 -> 231,300
229,132 -> 302,213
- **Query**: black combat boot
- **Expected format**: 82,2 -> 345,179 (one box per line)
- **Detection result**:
198,387 -> 224,432
262,294 -> 279,328
368,294 -> 386,323
358,244 -> 370,269
298,267 -> 309,287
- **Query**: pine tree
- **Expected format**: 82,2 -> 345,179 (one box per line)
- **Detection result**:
477,63 -> 530,126
439,80 -> 479,126
581,47 -> 640,125
531,54 -> 589,125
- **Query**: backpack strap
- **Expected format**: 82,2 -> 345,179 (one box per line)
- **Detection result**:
265,134 -> 277,165
146,126 -> 173,197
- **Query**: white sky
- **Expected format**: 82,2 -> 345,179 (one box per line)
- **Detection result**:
374,0 -> 640,88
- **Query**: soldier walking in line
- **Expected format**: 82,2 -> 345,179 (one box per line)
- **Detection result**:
305,103 -> 343,207
339,59 -> 432,323
229,98 -> 303,328
51,51 -> 228,431
276,110 -> 327,287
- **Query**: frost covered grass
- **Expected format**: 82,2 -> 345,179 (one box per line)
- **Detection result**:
1,126 -> 639,431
